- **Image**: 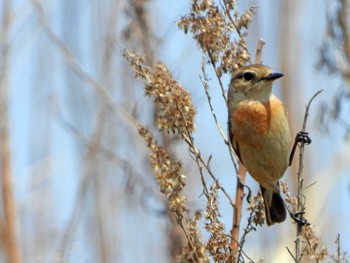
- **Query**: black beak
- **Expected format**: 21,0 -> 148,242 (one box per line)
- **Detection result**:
263,72 -> 284,81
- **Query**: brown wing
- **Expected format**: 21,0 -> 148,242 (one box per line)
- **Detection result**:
228,120 -> 244,165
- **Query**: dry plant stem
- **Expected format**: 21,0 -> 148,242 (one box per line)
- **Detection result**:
295,90 -> 323,263
182,132 -> 235,207
238,211 -> 255,263
200,59 -> 239,174
231,163 -> 246,262
338,0 -> 350,67
295,137 -> 304,262
178,219 -> 201,261
231,39 -> 264,261
254,39 -> 265,64
58,107 -> 111,260
89,110 -> 109,263
335,233 -> 341,263
207,50 -> 228,103
222,1 -> 244,40
0,0 -> 21,262
201,62 -> 227,142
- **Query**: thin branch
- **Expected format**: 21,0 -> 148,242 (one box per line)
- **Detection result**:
200,67 -> 228,142
287,246 -> 297,262
207,50 -> 228,103
295,89 -> 323,263
236,180 -> 256,263
337,0 -> 350,67
254,38 -> 265,64
182,132 -> 235,208
231,163 -> 246,262
177,218 -> 202,262
222,0 -> 244,39
200,58 -> 239,174
335,233 -> 341,263
302,90 -> 324,131
0,0 -> 21,262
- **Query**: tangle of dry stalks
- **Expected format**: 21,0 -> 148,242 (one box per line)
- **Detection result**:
124,0 -> 268,262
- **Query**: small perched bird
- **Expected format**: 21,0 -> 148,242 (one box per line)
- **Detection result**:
228,64 -> 291,226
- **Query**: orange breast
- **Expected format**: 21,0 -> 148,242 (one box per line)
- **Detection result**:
231,98 -> 285,147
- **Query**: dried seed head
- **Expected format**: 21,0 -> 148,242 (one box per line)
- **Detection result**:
147,63 -> 196,134
138,125 -> 187,214
180,211 -> 210,262
248,191 -> 265,226
204,184 -> 233,261
178,0 -> 254,75
124,50 -> 196,135
302,225 -> 328,261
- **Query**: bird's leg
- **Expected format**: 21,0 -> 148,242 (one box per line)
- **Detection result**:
289,131 -> 312,166
290,211 -> 310,226
283,201 -> 310,226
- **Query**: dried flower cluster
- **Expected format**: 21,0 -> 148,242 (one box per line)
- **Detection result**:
138,125 -> 210,261
247,191 -> 265,226
280,181 -> 298,212
302,225 -> 328,261
178,0 -> 255,75
180,211 -> 210,262
124,50 -> 196,134
204,184 -> 233,261
138,125 -> 187,215
281,182 -> 329,261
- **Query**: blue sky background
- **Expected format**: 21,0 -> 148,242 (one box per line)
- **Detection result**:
3,0 -> 350,262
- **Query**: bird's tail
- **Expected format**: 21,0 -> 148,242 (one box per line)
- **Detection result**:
260,185 -> 286,226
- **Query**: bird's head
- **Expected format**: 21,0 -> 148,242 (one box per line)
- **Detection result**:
228,64 -> 283,103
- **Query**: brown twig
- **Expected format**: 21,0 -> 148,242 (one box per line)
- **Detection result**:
254,39 -> 265,64
0,0 -> 21,262
295,89 -> 323,263
337,0 -> 350,68
231,163 -> 246,262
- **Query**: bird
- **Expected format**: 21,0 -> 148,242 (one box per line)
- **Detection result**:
227,64 -> 291,226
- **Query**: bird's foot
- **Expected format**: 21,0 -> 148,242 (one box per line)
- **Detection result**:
290,211 -> 310,226
295,131 -> 312,145
289,131 -> 312,166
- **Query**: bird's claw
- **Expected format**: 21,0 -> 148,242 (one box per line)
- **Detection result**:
291,211 -> 310,226
289,131 -> 312,166
295,131 -> 312,145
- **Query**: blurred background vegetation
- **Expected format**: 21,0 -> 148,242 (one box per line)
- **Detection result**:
0,0 -> 350,262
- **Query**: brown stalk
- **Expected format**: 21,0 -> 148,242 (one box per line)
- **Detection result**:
338,0 -> 350,67
0,0 -> 21,262
231,39 -> 265,261
254,38 -> 265,64
231,163 -> 246,262
295,90 -> 323,263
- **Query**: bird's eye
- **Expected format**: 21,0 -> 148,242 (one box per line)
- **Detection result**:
243,72 -> 254,81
